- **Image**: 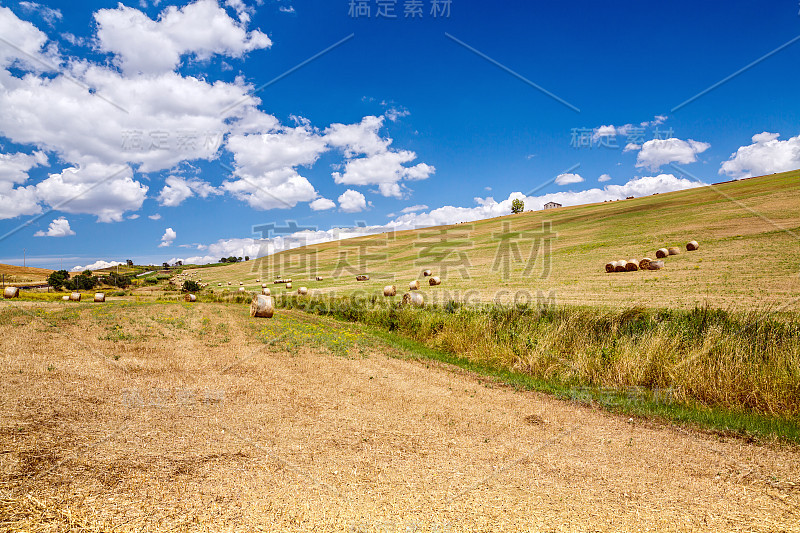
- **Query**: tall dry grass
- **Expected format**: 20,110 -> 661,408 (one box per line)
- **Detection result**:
275,295 -> 800,418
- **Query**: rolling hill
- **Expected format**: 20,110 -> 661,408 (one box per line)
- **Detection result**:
186,169 -> 800,311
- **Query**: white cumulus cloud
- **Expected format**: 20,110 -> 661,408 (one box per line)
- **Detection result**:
157,175 -> 219,207
159,227 -> 177,247
719,132 -> 800,179
71,260 -> 123,272
555,173 -> 584,186
598,174 -> 612,182
34,216 -> 75,237
309,197 -> 336,211
338,189 -> 367,213
635,138 -> 710,171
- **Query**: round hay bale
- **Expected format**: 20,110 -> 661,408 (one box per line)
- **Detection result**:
285,282 -> 292,289
648,260 -> 665,270
605,262 -> 615,273
285,278 -> 292,283
315,276 -> 323,281
239,281 -> 243,285
62,295 -> 70,301
261,283 -> 267,288
402,292 -> 424,307
422,269 -> 432,277
383,285 -> 396,297
185,294 -> 196,302
655,248 -> 669,258
668,247 -> 680,256
69,292 -> 81,302
639,257 -> 652,270
238,287 -> 245,292
227,281 -> 231,285
218,283 -> 222,286
625,259 -> 639,272
93,293 -> 105,303
262,287 -> 271,296
250,294 -> 274,318
3,286 -> 19,298
409,280 -> 420,291
686,240 -> 699,251
356,275 -> 369,281
429,276 -> 442,286
256,279 -> 260,282
298,286 -> 308,295
614,260 -> 627,272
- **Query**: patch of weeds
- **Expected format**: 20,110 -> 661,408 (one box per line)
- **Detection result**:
101,324 -> 137,342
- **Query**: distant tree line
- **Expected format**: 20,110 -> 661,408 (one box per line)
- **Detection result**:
47,269 -> 132,291
219,256 -> 248,263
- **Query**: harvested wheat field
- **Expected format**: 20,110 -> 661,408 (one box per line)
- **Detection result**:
1,301 -> 799,532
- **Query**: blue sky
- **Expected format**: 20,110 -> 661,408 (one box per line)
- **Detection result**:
1,0 -> 799,270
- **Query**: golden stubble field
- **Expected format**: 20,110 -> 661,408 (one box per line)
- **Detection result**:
1,300 -> 799,532
186,171 -> 800,311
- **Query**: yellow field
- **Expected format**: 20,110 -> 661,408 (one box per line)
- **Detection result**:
186,170 -> 800,311
0,263 -> 54,284
1,300 -> 798,531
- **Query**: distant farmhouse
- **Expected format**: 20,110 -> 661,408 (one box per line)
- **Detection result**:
543,201 -> 562,210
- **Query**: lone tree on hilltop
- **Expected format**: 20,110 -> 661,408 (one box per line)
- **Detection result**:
511,198 -> 524,214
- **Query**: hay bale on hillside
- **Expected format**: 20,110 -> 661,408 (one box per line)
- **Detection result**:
262,287 -> 271,296
668,247 -> 680,256
227,281 -> 231,285
62,295 -> 69,301
261,283 -> 267,288
429,276 -> 442,286
422,269 -> 432,277
250,294 -> 274,318
93,293 -> 105,303
238,287 -> 245,292
639,257 -> 652,270
298,286 -> 308,295
686,240 -> 699,251
356,275 -> 369,281
69,292 -> 81,302
3,286 -> 19,298
409,280 -> 420,290
648,260 -> 665,270
625,259 -> 639,272
656,248 -> 669,258
185,294 -> 196,302
285,282 -> 292,289
402,292 -> 424,307
315,276 -> 323,281
239,281 -> 244,285
614,260 -> 627,272
383,285 -> 397,297
605,262 -> 615,273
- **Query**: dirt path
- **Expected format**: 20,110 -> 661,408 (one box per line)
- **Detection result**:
1,302 -> 798,532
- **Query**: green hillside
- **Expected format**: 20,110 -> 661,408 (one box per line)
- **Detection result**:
188,170 -> 800,311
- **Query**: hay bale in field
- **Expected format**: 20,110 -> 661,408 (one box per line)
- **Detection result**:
614,260 -> 627,272
239,281 -> 244,285
648,260 -> 665,270
625,259 -> 639,272
227,281 -> 231,285
429,276 -> 442,286
639,257 -> 652,270
686,240 -> 699,251
250,294 -> 274,318
185,294 -> 196,302
256,279 -> 260,282
315,276 -> 323,281
69,292 -> 81,302
356,275 -> 369,281
422,269 -> 432,277
383,285 -> 396,297
285,282 -> 292,289
402,292 -> 424,307
218,283 -> 222,286
656,248 -> 669,258
3,286 -> 19,298
62,295 -> 69,301
298,286 -> 308,295
668,246 -> 680,256
261,283 -> 267,288
605,262 -> 615,273
262,287 -> 271,296
409,280 -> 420,290
93,293 -> 105,303
238,287 -> 245,292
